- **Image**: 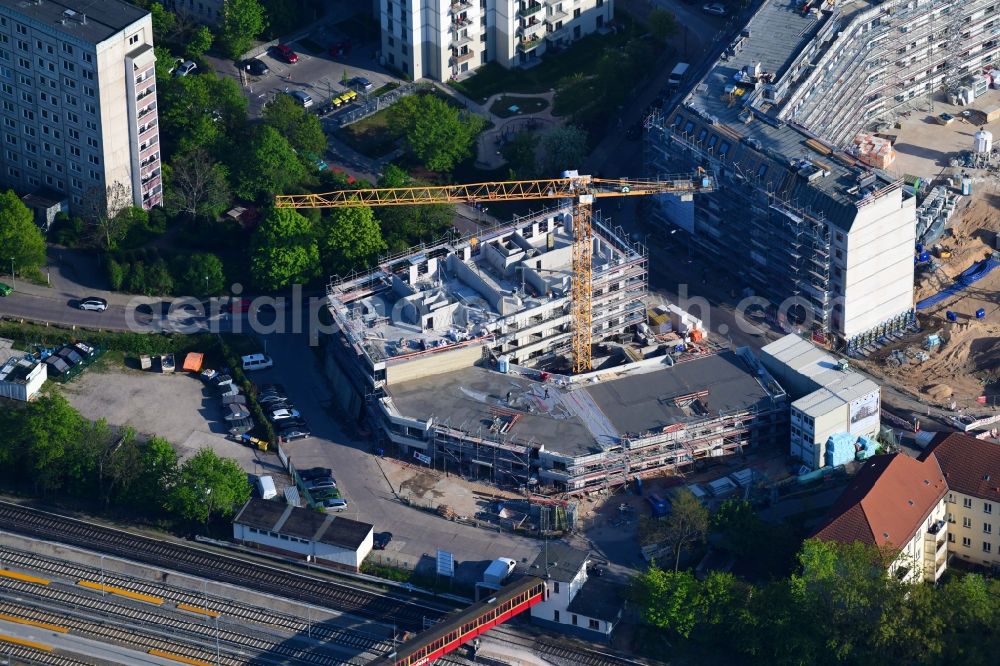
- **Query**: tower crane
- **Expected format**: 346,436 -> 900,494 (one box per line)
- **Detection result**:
275,171 -> 714,373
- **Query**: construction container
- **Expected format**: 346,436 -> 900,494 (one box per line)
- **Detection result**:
139,355 -> 152,370
974,129 -> 994,153
977,308 -> 987,319
962,174 -> 972,196
497,355 -> 509,373
983,105 -> 1000,123
648,309 -> 672,335
947,311 -> 958,322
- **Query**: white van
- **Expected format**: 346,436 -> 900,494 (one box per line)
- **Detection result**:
257,475 -> 278,500
667,62 -> 690,89
241,353 -> 273,371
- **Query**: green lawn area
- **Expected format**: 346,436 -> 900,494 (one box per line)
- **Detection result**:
371,81 -> 400,97
489,95 -> 549,118
335,108 -> 404,159
449,19 -> 636,103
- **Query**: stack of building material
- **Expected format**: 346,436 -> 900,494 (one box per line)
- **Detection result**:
851,133 -> 896,168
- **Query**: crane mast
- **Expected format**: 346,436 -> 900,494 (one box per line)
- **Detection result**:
275,172 -> 714,372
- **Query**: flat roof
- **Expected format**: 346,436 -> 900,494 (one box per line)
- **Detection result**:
566,577 -> 624,623
0,356 -> 41,384
233,499 -> 373,551
763,334 -> 879,406
583,351 -> 774,437
0,0 -> 147,44
528,542 -> 588,582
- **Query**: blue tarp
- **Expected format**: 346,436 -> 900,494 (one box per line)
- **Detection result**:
825,432 -> 857,468
916,258 -> 1000,310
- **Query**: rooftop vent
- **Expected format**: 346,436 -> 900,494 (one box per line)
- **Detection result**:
907,500 -> 914,506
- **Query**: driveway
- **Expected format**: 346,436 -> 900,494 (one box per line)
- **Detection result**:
245,321 -> 540,586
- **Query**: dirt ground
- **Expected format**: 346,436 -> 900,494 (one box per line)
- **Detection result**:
854,192 -> 1000,409
60,361 -> 267,471
381,459 -> 522,519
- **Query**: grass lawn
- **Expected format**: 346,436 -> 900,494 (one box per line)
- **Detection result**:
335,108 -> 404,159
371,81 -> 400,97
449,17 -> 636,103
489,95 -> 549,118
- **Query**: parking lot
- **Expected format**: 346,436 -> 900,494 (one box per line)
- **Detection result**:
251,328 -> 541,586
60,361 -> 266,471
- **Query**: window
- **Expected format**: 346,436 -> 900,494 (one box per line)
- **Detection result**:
963,536 -> 972,547
948,532 -> 955,542
985,542 -> 993,553
553,581 -> 560,594
986,502 -> 993,514
571,614 -> 577,626
985,523 -> 993,534
947,492 -> 955,503
129,33 -> 140,46
553,610 -> 560,622
62,60 -> 75,73
15,23 -> 26,36
964,497 -> 973,508
589,619 -> 600,630
964,517 -> 972,528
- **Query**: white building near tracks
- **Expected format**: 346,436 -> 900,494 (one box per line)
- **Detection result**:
232,499 -> 374,572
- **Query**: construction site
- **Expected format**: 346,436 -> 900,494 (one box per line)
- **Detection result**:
288,180 -> 790,496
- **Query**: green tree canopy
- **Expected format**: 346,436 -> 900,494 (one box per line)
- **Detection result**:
232,126 -> 306,201
539,125 -> 588,176
173,253 -> 226,296
318,206 -> 387,275
630,567 -> 702,637
165,148 -> 232,221
262,94 -> 328,155
219,0 -> 267,59
660,489 -> 710,571
186,25 -> 214,59
0,189 -> 46,273
501,131 -> 538,178
11,394 -> 86,495
169,448 -> 251,524
390,94 -> 486,173
647,8 -> 680,44
250,207 -> 320,289
159,74 -> 248,156
375,164 -> 455,252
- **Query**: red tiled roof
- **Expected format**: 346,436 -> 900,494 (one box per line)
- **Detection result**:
924,432 -> 1000,502
813,453 -> 947,548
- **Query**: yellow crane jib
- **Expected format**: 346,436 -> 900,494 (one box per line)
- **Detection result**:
275,172 -> 713,374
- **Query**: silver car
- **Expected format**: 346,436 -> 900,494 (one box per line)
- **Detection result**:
78,297 -> 108,312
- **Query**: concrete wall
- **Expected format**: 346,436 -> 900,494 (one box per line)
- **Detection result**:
842,188 -> 915,338
448,254 -> 502,309
385,343 -> 482,385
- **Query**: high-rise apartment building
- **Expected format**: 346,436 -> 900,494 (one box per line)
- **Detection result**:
380,0 -> 613,81
645,0 -> 919,347
0,0 -> 162,211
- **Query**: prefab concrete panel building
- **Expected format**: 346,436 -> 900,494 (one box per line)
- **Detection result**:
0,357 -> 47,401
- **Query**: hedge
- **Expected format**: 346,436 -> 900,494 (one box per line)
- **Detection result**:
0,319 -> 216,356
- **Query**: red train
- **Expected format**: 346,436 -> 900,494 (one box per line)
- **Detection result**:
370,576 -> 546,666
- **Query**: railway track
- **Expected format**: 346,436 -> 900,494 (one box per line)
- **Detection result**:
0,545 -> 394,657
487,627 -> 647,666
0,642 -> 94,666
0,501 -> 443,631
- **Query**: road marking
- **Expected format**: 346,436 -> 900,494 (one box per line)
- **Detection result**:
0,633 -> 53,652
77,580 -> 164,605
148,648 -> 213,666
0,570 -> 50,585
0,612 -> 69,633
176,603 -> 220,618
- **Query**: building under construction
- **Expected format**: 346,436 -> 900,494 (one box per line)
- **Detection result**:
322,206 -> 788,494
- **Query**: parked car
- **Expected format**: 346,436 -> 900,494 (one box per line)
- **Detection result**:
78,297 -> 108,312
270,408 -> 301,421
374,532 -> 393,550
702,3 -> 727,15
245,58 -> 269,76
328,40 -> 352,57
277,426 -> 311,440
273,44 -> 298,63
290,90 -> 313,108
0,282 -> 11,297
323,498 -> 349,512
349,76 -> 373,92
300,467 -> 333,482
174,60 -> 198,77
307,479 -> 337,492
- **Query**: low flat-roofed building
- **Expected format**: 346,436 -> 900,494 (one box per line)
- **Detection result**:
761,334 -> 880,469
232,498 -> 374,571
379,347 -> 786,494
0,356 -> 47,402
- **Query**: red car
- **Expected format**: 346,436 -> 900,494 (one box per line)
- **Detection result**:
329,40 -> 352,57
273,44 -> 298,64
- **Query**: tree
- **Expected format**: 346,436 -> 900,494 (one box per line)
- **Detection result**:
250,207 -> 320,289
631,567 -> 702,637
0,189 -> 46,274
173,253 -> 226,296
376,165 -> 455,251
165,148 -> 231,221
232,126 -> 306,201
390,94 -> 486,173
263,94 -> 328,155
647,9 -> 679,44
539,125 -> 588,176
170,449 -> 251,524
13,394 -> 86,495
123,436 -> 179,514
186,25 -> 213,59
219,0 -> 267,59
144,259 -> 174,295
149,2 -> 176,39
661,489 -> 709,571
501,131 -> 538,178
318,206 -> 387,275
159,74 -> 248,155
711,499 -> 798,578
81,182 -> 137,250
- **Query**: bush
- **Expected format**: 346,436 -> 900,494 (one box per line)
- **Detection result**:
50,213 -> 85,247
106,258 -> 125,291
0,320 -> 216,356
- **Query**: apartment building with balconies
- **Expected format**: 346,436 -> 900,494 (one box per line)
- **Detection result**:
0,0 -> 162,212
379,0 -> 613,81
815,432 -> 1000,582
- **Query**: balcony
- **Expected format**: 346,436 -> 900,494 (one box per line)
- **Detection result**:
452,14 -> 472,27
451,50 -> 475,64
138,125 -> 158,145
520,18 -> 545,35
451,32 -> 473,48
519,2 -> 542,18
451,0 -> 472,9
518,36 -> 542,52
546,7 -> 569,22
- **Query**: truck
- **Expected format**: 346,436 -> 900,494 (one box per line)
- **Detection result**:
482,557 -> 517,587
667,62 -> 690,89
